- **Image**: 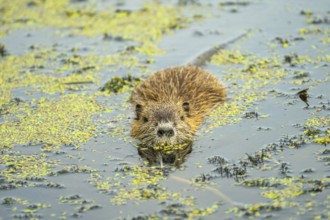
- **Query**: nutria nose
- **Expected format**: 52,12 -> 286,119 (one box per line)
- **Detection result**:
157,128 -> 174,137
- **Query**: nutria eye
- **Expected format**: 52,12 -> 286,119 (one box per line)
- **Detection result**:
135,104 -> 143,120
143,117 -> 148,123
183,102 -> 189,112
180,115 -> 184,121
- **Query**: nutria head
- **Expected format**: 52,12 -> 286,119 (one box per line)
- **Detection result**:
131,101 -> 194,148
129,66 -> 227,165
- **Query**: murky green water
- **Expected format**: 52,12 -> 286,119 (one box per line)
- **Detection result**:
0,0 -> 329,219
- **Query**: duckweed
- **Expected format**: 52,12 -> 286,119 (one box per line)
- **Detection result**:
261,178 -> 304,200
232,177 -> 330,217
0,94 -> 103,151
209,52 -> 287,128
108,166 -> 173,205
89,164 -> 217,217
0,0 -> 195,55
0,49 -> 55,106
210,49 -> 254,65
305,117 -> 330,128
132,202 -> 220,219
228,201 -> 299,218
2,197 -> 28,206
100,74 -> 141,94
299,27 -> 330,35
0,48 -> 141,107
304,117 -> 330,146
0,154 -> 55,182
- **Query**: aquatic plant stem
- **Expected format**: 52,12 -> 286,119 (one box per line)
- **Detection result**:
169,175 -> 238,206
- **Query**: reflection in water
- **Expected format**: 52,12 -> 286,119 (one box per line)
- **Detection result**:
137,142 -> 192,166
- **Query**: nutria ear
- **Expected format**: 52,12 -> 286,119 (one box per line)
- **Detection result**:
182,102 -> 189,113
135,104 -> 142,120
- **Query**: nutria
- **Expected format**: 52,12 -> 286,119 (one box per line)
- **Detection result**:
129,32 -> 249,166
130,66 -> 226,165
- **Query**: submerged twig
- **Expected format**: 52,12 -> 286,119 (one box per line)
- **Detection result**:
169,175 -> 239,206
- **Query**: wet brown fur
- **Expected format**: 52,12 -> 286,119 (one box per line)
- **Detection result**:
130,65 -> 227,149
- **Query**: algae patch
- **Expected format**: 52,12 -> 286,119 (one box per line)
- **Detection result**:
209,51 -> 285,128
0,94 -> 103,151
0,0 -> 196,55
0,154 -> 55,182
0,49 -> 55,106
304,116 -> 330,146
100,74 -> 141,94
231,177 -> 330,218
0,48 -> 141,107
89,164 -> 221,218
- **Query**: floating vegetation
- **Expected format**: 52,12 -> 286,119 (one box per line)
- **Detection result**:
133,202 -> 220,219
0,154 -> 55,182
89,163 -> 224,219
239,178 -> 280,188
50,165 -> 96,175
89,165 -> 167,205
302,12 -> 330,25
0,49 -> 55,106
209,51 -> 288,128
0,0 -> 197,55
210,49 -> 253,65
0,48 -> 140,108
283,53 -> 313,66
299,27 -> 330,35
292,71 -> 310,79
279,162 -> 290,176
207,156 -> 247,181
205,135 -> 309,183
0,177 -> 27,190
59,194 -> 101,215
59,194 -> 83,204
0,197 -> 51,219
1,197 -> 28,206
304,117 -> 330,146
12,213 -> 42,219
274,37 -> 290,48
228,201 -> 299,218
231,177 -> 330,217
244,111 -> 259,119
90,165 -> 196,208
35,181 -> 65,189
305,117 -> 330,128
208,45 -> 322,130
110,166 -> 176,205
137,143 -> 192,166
100,74 -> 141,94
0,94 -> 103,150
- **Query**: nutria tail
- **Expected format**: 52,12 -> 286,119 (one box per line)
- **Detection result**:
187,30 -> 251,67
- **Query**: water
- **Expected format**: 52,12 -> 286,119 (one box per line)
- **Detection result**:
0,0 -> 329,219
